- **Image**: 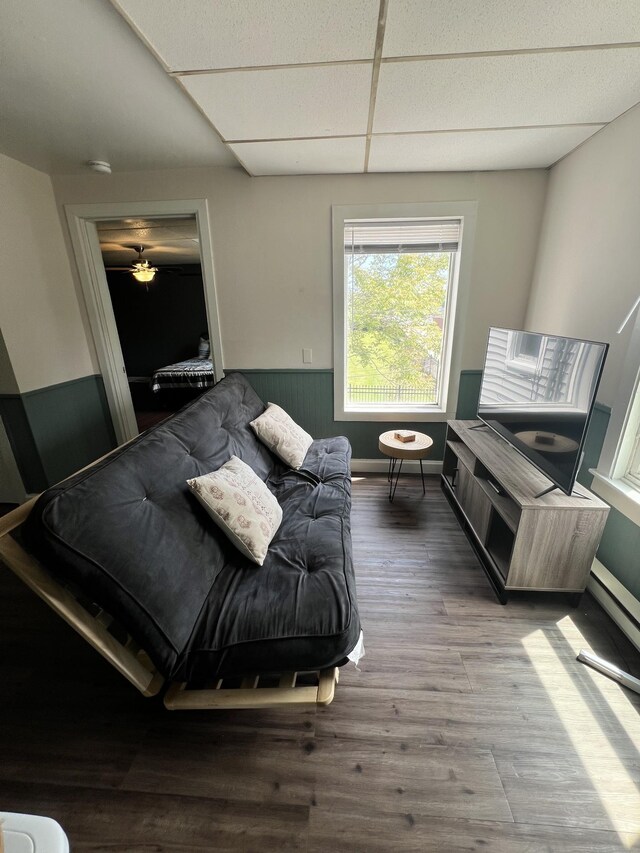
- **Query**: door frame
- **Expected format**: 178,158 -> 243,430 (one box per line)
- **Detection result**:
65,199 -> 225,445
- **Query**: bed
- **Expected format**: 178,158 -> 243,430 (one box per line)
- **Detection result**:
150,356 -> 215,393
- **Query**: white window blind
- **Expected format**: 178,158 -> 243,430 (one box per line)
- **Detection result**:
344,218 -> 461,254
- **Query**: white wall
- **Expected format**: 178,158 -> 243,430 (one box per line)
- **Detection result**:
52,166 -> 548,373
525,104 -> 640,408
0,152 -> 94,392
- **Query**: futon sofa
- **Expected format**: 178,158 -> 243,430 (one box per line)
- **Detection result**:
21,373 -> 360,687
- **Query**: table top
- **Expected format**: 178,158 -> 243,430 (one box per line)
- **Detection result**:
514,430 -> 579,454
378,429 -> 434,459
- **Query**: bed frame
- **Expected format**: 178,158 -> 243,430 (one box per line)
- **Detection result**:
0,478 -> 339,711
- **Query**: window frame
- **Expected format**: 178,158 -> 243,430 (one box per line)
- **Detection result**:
620,379 -> 640,489
625,425 -> 640,488
332,201 -> 477,422
591,301 -> 640,524
504,331 -> 544,376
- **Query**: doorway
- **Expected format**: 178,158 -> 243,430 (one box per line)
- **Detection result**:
65,201 -> 224,446
98,215 -> 213,432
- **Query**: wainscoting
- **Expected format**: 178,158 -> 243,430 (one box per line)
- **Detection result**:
225,368 -> 479,461
0,368 -> 482,491
575,402 -> 640,605
0,375 -> 115,492
2,366 -> 638,605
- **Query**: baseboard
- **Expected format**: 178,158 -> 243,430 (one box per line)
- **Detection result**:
588,558 -> 640,653
351,458 -> 443,474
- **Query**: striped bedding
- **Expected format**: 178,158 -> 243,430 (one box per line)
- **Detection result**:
150,357 -> 215,392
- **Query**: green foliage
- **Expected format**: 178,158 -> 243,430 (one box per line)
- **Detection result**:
347,252 -> 449,392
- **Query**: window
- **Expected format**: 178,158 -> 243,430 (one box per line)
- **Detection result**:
344,217 -> 458,411
333,203 -> 475,421
591,304 -> 640,524
626,429 -> 640,487
621,381 -> 640,490
616,295 -> 640,491
505,331 -> 543,375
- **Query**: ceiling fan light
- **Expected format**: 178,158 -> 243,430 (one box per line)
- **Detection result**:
132,267 -> 157,283
129,249 -> 158,284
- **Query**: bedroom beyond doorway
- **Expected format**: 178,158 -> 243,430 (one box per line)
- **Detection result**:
97,214 -> 216,433
65,199 -> 224,446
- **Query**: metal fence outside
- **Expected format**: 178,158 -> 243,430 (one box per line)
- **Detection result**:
347,384 -> 437,404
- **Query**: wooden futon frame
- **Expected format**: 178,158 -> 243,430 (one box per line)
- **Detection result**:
0,463 -> 339,711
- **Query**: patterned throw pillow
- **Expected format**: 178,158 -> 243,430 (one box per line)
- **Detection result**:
187,456 -> 282,565
250,403 -> 313,470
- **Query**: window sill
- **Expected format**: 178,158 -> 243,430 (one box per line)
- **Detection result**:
589,470 -> 640,526
335,408 -> 451,423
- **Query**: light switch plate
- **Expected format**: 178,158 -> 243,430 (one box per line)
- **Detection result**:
303,348 -> 313,364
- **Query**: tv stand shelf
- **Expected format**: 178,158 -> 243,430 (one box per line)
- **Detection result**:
441,420 -> 609,603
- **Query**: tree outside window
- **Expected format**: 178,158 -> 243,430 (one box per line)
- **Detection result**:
346,250 -> 451,408
334,205 -> 473,421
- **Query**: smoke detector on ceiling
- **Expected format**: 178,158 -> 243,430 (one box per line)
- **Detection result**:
86,160 -> 111,174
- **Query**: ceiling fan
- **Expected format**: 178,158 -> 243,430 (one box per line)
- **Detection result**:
104,245 -> 157,279
128,246 -> 158,284
103,245 -> 190,285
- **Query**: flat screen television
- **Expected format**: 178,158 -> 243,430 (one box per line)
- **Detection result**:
477,328 -> 608,496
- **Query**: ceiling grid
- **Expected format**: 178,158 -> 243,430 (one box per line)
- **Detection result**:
363,0 -> 390,172
5,1 -> 637,176
106,0 -> 640,176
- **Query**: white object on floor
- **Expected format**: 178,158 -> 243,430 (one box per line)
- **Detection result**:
348,630 -> 365,668
0,812 -> 69,853
577,649 -> 640,695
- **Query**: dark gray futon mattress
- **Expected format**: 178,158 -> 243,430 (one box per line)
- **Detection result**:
22,373 -> 360,683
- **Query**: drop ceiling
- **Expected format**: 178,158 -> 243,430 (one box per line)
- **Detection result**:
97,217 -> 201,266
113,0 -> 640,176
2,1 -> 640,177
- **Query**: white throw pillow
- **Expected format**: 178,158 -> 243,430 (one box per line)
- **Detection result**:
187,456 -> 282,566
250,403 -> 313,469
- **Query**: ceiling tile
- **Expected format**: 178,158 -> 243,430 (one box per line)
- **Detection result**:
98,217 -> 201,264
182,64 -> 372,141
115,0 -> 379,70
384,0 -> 640,58
230,138 -> 366,175
97,217 -> 198,240
100,242 -> 201,266
368,126 -> 603,172
374,50 -> 640,133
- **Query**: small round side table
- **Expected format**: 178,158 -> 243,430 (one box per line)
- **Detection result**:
378,430 -> 434,502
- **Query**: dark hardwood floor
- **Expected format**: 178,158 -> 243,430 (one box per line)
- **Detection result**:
135,409 -> 172,433
0,474 -> 639,851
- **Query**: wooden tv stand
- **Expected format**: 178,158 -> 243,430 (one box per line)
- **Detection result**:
441,420 -> 610,604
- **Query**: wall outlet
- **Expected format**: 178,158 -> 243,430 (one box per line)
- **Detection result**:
303,348 -> 313,364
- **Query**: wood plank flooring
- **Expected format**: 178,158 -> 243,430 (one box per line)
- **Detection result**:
0,474 -> 639,852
